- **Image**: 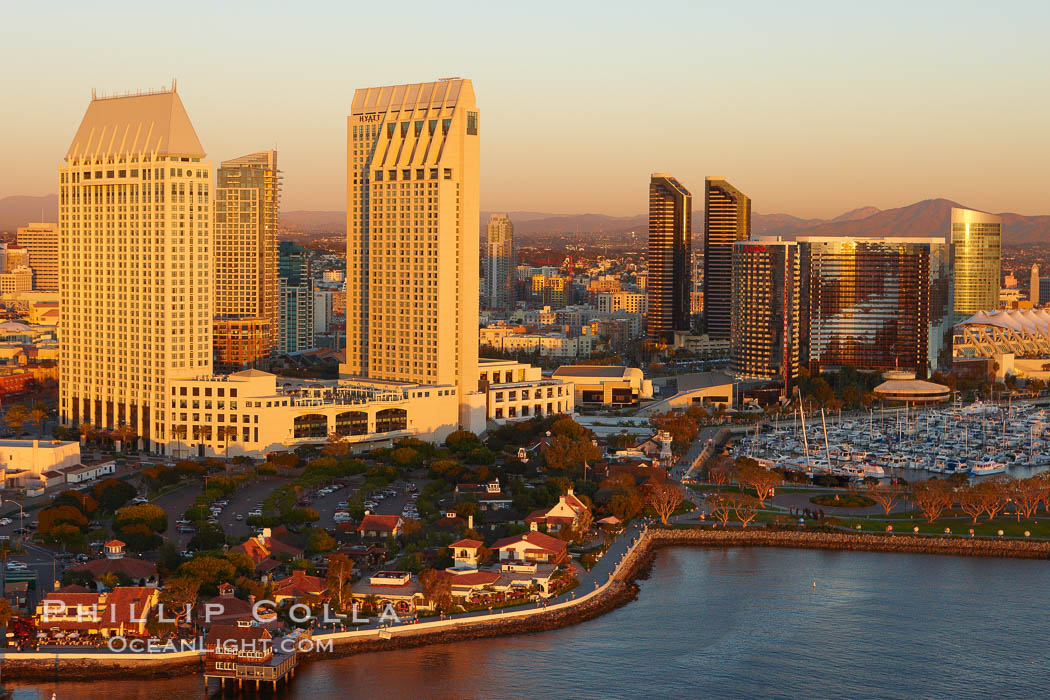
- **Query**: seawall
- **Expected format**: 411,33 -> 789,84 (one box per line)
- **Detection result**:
4,526 -> 1047,680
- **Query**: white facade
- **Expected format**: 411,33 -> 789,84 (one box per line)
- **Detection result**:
314,290 -> 334,334
166,369 -> 463,458
59,87 -> 213,451
596,291 -> 647,314
478,358 -> 574,423
0,440 -> 80,478
343,79 -> 483,432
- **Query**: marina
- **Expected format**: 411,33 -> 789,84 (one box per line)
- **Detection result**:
731,400 -> 1050,482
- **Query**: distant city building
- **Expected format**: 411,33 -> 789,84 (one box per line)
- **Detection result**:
647,173 -> 692,343
0,267 -> 33,294
343,78 -> 485,433
730,239 -> 800,389
59,87 -> 213,451
703,177 -> 751,340
314,290 -> 334,334
213,150 -> 280,369
485,213 -> 515,310
798,237 -> 953,378
951,207 -> 1001,317
596,291 -> 647,314
1031,264 -> 1040,306
322,269 -> 345,283
1040,276 -> 1050,309
16,223 -> 58,290
278,241 -> 314,354
4,245 -> 30,272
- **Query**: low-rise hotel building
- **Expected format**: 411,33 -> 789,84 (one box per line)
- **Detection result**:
166,369 -> 462,458
477,358 -> 574,423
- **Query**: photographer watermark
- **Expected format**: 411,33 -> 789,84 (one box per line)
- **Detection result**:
39,599 -> 402,654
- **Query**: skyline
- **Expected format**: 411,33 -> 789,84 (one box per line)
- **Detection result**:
2,1 -> 1050,218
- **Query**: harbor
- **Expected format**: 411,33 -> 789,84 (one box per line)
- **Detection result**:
731,399 -> 1050,482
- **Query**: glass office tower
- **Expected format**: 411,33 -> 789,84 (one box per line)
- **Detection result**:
798,237 -> 953,378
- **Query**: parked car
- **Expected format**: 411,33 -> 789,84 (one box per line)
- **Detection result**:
248,509 -> 262,517
235,514 -> 244,521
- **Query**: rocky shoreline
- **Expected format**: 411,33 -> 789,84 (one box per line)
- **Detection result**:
4,526 -> 1046,681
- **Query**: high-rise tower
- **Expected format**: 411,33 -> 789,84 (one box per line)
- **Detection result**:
485,213 -> 515,310
1031,264 -> 1040,307
647,173 -> 692,343
951,207 -> 1001,317
16,222 -> 59,290
343,79 -> 483,430
704,177 -> 751,339
213,150 -> 279,369
731,239 -> 799,390
59,87 -> 212,451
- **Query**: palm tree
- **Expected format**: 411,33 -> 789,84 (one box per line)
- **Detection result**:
27,406 -> 47,437
4,405 -> 27,437
77,421 -> 95,446
113,424 -> 137,452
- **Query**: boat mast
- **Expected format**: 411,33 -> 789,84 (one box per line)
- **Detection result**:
821,407 -> 832,471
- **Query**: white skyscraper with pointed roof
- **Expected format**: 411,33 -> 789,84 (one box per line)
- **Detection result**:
59,86 -> 212,451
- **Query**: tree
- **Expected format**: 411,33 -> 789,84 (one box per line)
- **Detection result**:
0,597 -> 11,634
419,568 -> 453,613
706,455 -> 732,491
609,488 -> 643,522
5,405 -> 27,436
735,459 -> 781,506
178,555 -> 237,592
543,433 -> 600,475
730,494 -> 760,527
648,410 -> 699,455
322,433 -> 350,458
77,421 -> 95,445
644,482 -> 685,525
28,406 -> 47,437
157,577 -> 200,628
92,478 -> 137,511
977,477 -> 1010,521
325,553 -> 355,613
705,494 -> 733,526
308,529 -> 337,555
865,481 -> 904,516
38,505 -> 88,535
956,484 -> 985,524
910,480 -> 953,523
115,503 -> 168,533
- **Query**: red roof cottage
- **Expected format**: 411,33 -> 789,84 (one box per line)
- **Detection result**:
358,514 -> 403,539
524,488 -> 590,534
490,531 -> 568,567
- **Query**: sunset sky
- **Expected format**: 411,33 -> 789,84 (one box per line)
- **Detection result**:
2,0 -> 1048,218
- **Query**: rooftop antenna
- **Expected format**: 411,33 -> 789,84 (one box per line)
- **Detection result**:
171,78 -> 177,93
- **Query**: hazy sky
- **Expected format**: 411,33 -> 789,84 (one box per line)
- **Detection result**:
2,0 -> 1049,218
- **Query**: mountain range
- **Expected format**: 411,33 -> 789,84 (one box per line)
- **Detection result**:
3,194 -> 1049,245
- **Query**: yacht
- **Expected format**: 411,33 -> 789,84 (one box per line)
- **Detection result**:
971,459 -> 1007,476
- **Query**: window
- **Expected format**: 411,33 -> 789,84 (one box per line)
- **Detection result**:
442,118 -> 451,134
414,121 -> 423,136
401,122 -> 410,137
387,123 -> 395,138
467,111 -> 478,135
428,119 -> 437,135
444,168 -> 452,179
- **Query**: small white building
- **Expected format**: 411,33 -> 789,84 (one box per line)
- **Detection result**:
478,358 -> 574,423
0,439 -> 80,482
